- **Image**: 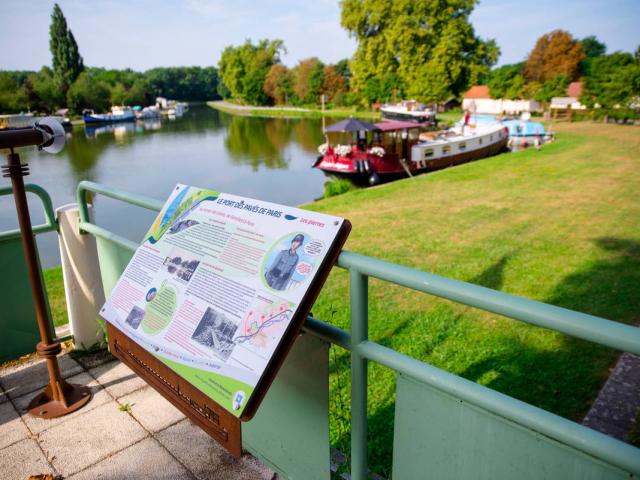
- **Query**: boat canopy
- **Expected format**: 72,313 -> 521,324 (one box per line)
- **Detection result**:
324,117 -> 380,132
374,120 -> 421,131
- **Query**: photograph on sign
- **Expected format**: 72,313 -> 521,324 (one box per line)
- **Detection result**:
100,184 -> 349,418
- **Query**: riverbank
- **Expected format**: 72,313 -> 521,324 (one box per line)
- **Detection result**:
208,100 -> 381,120
305,121 -> 640,474
41,121 -> 639,475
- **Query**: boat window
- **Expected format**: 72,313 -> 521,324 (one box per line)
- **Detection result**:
479,137 -> 483,145
443,145 -> 451,155
490,135 -> 493,141
382,132 -> 395,150
423,149 -> 434,159
459,142 -> 466,151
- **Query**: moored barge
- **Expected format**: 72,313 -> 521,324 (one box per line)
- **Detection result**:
313,118 -> 509,185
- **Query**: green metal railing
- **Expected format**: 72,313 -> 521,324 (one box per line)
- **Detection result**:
0,183 -> 56,241
76,180 -> 640,479
0,184 -> 59,360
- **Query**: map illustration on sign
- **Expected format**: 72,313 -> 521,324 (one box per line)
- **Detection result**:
100,184 -> 347,417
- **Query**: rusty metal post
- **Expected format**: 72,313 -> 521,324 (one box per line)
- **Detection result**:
2,150 -> 92,418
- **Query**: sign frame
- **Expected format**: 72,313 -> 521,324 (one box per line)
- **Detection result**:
103,187 -> 351,456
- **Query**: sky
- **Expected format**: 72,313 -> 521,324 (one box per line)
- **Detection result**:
0,0 -> 638,72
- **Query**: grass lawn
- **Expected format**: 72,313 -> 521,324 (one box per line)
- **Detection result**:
44,266 -> 68,328
303,122 -> 640,476
41,121 -> 639,476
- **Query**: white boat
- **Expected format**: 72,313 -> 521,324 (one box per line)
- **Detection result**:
0,113 -> 35,129
381,100 -> 436,124
136,106 -> 161,119
410,122 -> 509,169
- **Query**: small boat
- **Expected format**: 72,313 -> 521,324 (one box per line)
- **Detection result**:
380,100 -> 436,125
503,113 -> 553,149
313,117 -> 508,185
83,106 -> 136,124
136,106 -> 161,120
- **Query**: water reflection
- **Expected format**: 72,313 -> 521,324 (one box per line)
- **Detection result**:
225,116 -> 292,170
292,119 -> 325,154
0,105 -> 337,267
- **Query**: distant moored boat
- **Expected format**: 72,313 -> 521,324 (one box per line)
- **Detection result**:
380,100 -> 436,125
83,106 -> 136,124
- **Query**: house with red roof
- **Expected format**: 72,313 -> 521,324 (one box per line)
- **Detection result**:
462,85 -> 541,114
551,82 -> 587,110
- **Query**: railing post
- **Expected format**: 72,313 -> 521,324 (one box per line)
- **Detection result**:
350,270 -> 368,480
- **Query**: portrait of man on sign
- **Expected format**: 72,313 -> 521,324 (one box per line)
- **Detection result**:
265,234 -> 305,290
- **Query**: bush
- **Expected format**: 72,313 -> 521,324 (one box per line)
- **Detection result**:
324,178 -> 358,198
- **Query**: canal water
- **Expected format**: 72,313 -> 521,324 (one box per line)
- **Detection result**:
0,105 -> 333,268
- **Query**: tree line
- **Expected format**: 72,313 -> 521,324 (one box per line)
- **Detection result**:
217,0 -> 498,107
215,3 -> 639,111
484,31 -> 640,108
1,2 -> 638,116
0,4 -> 219,115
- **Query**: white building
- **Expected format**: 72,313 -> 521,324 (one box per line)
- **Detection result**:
550,82 -> 587,110
462,86 -> 541,115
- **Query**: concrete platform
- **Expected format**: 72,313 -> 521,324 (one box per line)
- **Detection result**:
0,350 -> 276,480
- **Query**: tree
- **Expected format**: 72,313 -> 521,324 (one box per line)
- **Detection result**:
341,0 -> 499,103
321,65 -> 346,103
532,74 -> 570,103
49,3 -> 84,94
144,67 -> 218,101
582,52 -> 640,108
524,30 -> 584,83
26,67 -> 64,112
581,36 -> 606,59
218,39 -> 285,105
292,58 -> 325,104
334,59 -> 352,89
579,36 -> 606,76
0,71 -> 29,113
487,63 -> 525,99
263,64 -> 292,105
67,72 -> 110,114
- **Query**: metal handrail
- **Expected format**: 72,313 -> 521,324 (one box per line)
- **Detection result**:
337,250 -> 640,355
0,183 -> 57,240
76,181 -> 640,477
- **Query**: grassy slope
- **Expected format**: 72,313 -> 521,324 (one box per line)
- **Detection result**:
303,122 -> 640,475
41,122 -> 639,474
44,266 -> 67,327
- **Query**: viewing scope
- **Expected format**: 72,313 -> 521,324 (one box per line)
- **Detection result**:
0,117 -> 66,153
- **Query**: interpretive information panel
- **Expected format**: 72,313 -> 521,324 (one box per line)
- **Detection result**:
101,184 -> 346,417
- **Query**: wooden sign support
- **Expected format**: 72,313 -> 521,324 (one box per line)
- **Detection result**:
108,324 -> 243,456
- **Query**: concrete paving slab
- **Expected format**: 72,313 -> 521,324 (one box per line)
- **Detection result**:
38,400 -> 148,476
156,419 -> 274,480
0,353 -> 83,400
118,386 -> 185,433
0,385 -> 8,405
67,437 -> 193,480
0,400 -> 30,449
583,352 -> 640,440
13,372 -> 111,435
89,360 -> 147,399
0,438 -> 54,479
